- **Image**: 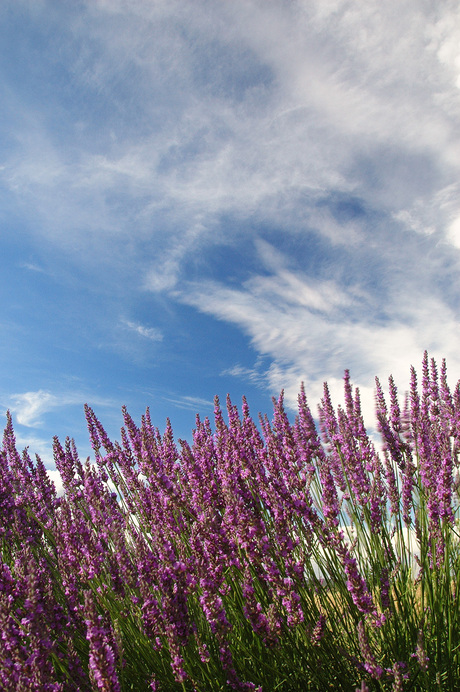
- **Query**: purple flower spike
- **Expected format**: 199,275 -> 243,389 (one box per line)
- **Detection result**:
334,536 -> 375,615
391,662 -> 405,692
415,628 -> 429,673
356,682 -> 370,692
357,620 -> 384,680
84,591 -> 121,692
379,567 -> 390,612
310,613 -> 326,646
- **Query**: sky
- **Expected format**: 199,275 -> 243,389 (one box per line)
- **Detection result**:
1,0 -> 460,481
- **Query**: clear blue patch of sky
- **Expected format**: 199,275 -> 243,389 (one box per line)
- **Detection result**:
0,7 -> 80,115
318,192 -> 368,223
181,228 -> 260,285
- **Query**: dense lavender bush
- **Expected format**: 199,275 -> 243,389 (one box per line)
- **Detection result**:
1,352 -> 459,690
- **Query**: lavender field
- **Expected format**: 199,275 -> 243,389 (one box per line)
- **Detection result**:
1,353 -> 459,691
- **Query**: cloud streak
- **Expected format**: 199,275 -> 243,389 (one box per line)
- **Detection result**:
9,390 -> 60,428
5,389 -> 115,429
121,319 -> 163,342
175,235 -> 460,420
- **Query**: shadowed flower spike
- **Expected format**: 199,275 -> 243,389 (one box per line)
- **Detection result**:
356,682 -> 370,692
336,539 -> 375,614
391,662 -> 405,692
318,381 -> 341,450
311,613 -> 326,645
379,567 -> 390,611
415,627 -> 429,673
375,377 -> 405,471
357,620 -> 383,679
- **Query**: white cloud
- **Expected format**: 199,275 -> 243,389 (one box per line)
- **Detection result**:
144,258 -> 181,292
447,215 -> 460,250
431,6 -> 460,89
9,390 -> 59,427
164,394 -> 214,413
46,468 -> 65,497
175,236 -> 460,424
122,319 -> 163,341
6,389 -> 115,429
19,261 -> 46,273
221,364 -> 267,389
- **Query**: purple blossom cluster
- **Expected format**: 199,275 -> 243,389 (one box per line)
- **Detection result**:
0,353 -> 459,690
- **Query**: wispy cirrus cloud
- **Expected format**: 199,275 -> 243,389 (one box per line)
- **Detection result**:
163,394 -> 215,414
2,1 -> 459,267
19,261 -> 47,273
8,390 -> 60,428
5,389 -> 115,429
121,319 -> 163,342
175,236 -> 460,421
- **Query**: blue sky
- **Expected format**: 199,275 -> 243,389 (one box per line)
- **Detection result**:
1,0 -> 460,483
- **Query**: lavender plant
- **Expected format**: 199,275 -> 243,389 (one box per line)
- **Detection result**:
1,353 -> 459,690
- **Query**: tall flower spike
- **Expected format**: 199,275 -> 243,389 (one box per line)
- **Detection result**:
415,627 -> 429,673
388,375 -> 401,433
356,682 -> 370,692
440,358 -> 454,420
409,364 -> 420,443
84,591 -> 121,692
375,377 -> 405,471
357,620 -> 384,679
